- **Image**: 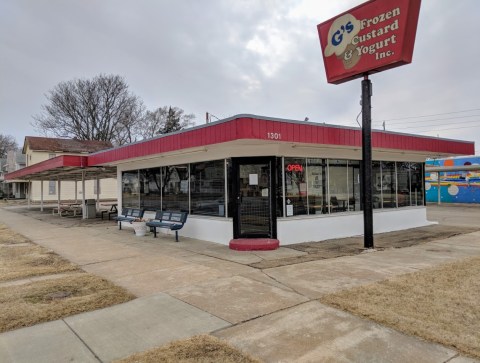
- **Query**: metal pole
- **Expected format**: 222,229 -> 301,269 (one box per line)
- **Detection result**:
40,180 -> 44,212
82,171 -> 86,219
57,179 -> 61,215
27,181 -> 31,210
437,172 -> 441,205
361,75 -> 374,249
96,178 -> 100,211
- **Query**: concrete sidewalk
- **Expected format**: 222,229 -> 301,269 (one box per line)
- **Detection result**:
1,207 -> 479,362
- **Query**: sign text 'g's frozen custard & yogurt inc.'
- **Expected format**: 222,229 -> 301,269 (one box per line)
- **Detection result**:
318,0 -> 421,84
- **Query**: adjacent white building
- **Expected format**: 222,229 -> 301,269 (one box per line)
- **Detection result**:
23,137 -> 117,202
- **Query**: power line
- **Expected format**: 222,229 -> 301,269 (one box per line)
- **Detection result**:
373,114 -> 480,126
386,119 -> 480,130
406,124 -> 480,133
377,108 -> 480,122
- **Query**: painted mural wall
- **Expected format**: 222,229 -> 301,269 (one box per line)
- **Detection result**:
425,156 -> 480,204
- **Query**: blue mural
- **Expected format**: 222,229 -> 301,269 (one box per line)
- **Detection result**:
425,156 -> 480,204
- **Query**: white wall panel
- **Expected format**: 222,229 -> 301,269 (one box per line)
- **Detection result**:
278,207 -> 431,245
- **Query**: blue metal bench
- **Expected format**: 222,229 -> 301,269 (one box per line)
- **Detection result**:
114,208 -> 145,230
146,211 -> 188,242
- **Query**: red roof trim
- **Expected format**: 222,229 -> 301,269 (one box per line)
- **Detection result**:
5,155 -> 87,180
7,115 -> 474,181
88,115 -> 474,165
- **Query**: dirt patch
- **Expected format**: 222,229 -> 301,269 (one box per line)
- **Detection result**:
320,256 -> 480,359
115,334 -> 261,363
250,224 -> 480,269
0,274 -> 135,333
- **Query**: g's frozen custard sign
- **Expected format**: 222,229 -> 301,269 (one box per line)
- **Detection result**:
318,0 -> 421,84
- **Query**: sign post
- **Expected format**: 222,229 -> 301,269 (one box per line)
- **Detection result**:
361,75 -> 374,248
317,0 -> 421,249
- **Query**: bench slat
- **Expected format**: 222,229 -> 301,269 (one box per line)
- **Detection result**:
114,208 -> 145,230
146,210 -> 188,241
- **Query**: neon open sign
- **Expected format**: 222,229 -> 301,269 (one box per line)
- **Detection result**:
286,164 -> 303,172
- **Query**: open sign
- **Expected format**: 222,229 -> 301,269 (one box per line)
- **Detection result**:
286,164 -> 303,172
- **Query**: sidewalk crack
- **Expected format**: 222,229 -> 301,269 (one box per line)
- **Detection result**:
260,269 -> 309,298
62,319 -> 103,363
443,353 -> 460,363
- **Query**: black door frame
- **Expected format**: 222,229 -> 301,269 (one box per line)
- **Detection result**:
232,157 -> 277,239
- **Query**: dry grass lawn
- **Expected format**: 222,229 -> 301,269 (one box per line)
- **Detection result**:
0,223 -> 31,244
0,223 -> 135,333
115,335 -> 261,363
0,243 -> 79,282
0,273 -> 136,333
320,256 -> 480,358
0,223 -> 79,282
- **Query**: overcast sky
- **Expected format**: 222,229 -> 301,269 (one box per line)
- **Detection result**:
1,0 -> 479,154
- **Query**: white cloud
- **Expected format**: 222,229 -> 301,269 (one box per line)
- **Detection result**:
287,0 -> 361,21
246,25 -> 294,77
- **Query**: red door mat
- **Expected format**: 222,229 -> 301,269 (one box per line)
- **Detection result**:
229,238 -> 280,251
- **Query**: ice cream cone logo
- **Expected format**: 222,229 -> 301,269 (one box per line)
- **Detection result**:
324,13 -> 361,69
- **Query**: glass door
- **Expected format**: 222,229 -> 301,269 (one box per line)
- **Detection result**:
233,157 -> 276,238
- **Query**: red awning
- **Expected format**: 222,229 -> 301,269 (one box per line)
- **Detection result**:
4,155 -> 116,181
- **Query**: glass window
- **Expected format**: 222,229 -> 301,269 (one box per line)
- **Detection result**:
190,160 -> 225,216
48,180 -> 56,195
284,158 -> 307,216
140,168 -> 162,210
307,158 -> 327,214
372,161 -> 382,209
328,159 -> 348,213
162,165 -> 189,212
348,160 -> 361,211
94,179 -> 101,195
397,162 -> 411,207
122,171 -> 140,208
381,161 -> 397,208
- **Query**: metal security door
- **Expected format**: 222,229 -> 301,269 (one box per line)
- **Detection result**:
233,158 -> 275,239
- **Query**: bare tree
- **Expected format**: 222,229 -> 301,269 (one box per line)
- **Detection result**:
0,134 -> 18,158
33,74 -> 144,145
138,106 -> 195,139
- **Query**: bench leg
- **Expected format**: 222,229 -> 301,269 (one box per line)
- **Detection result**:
119,221 -> 122,230
153,227 -> 157,238
175,231 -> 179,242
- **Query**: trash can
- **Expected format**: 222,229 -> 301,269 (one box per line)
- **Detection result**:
84,199 -> 97,219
